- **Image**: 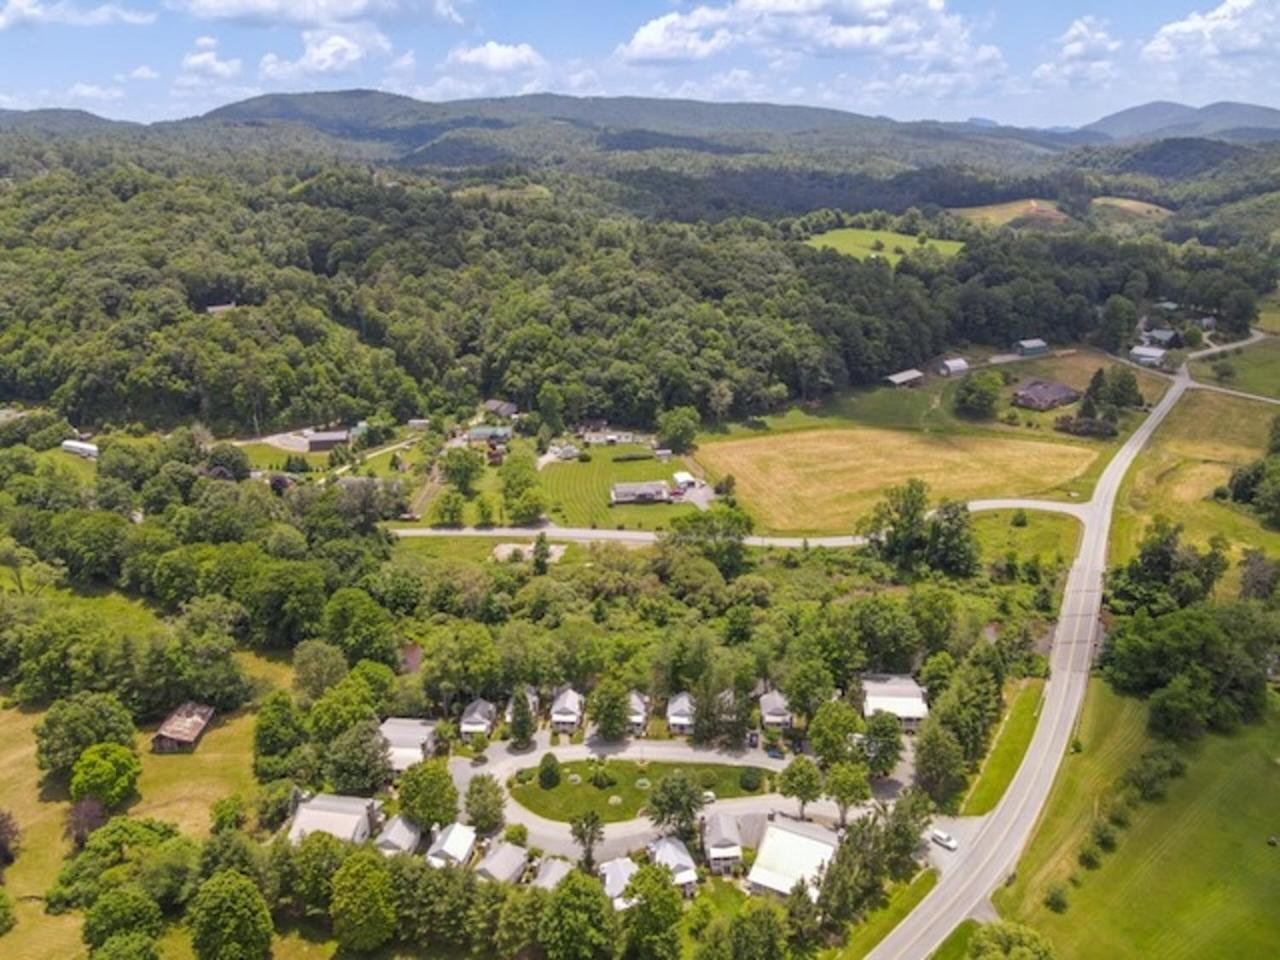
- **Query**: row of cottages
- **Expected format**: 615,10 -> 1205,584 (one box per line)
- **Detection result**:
599,836 -> 700,910
461,687 -> 651,738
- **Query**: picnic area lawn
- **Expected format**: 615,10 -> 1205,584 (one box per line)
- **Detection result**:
806,227 -> 963,266
1189,336 -> 1280,399
1110,389 -> 1280,596
995,682 -> 1280,960
541,443 -> 698,530
960,679 -> 1045,816
509,759 -> 767,823
833,869 -> 939,960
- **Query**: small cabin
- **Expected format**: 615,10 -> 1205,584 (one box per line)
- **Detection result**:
152,702 -> 215,753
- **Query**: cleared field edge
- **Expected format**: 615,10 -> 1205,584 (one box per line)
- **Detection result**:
837,869 -> 940,960
960,679 -> 1045,816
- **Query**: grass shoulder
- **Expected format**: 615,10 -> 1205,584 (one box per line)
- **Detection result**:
831,869 -> 939,960
960,678 -> 1044,816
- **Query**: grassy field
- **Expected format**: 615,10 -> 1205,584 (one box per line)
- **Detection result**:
509,760 -> 765,822
950,199 -> 1070,229
972,510 -> 1081,568
238,441 -> 330,471
541,444 -> 697,530
833,869 -> 938,960
1089,197 -> 1173,233
1255,293 -> 1280,334
694,350 -> 1166,534
996,683 -> 1280,960
1111,390 -> 1280,594
1189,337 -> 1280,399
389,536 -> 586,567
806,228 -> 964,266
930,920 -> 978,960
697,428 -> 1096,535
960,679 -> 1044,816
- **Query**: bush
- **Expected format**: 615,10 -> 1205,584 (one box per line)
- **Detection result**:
0,888 -> 13,936
504,823 -> 529,846
611,452 -> 654,463
589,762 -> 616,790
698,770 -> 718,789
1103,798 -> 1131,829
577,451 -> 592,462
1091,820 -> 1117,852
1044,884 -> 1069,913
738,768 -> 763,792
1121,745 -> 1187,802
1078,842 -> 1101,869
538,753 -> 561,790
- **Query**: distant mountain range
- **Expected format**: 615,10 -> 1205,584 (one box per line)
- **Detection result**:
1083,100 -> 1280,142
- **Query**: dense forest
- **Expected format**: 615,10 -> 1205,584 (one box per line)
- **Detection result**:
0,132 -> 1273,436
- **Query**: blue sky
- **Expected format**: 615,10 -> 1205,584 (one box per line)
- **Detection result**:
0,1 -> 1276,126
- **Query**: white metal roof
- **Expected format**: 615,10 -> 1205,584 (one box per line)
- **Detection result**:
427,822 -> 476,867
476,841 -> 526,883
551,687 -> 584,720
1130,345 -> 1167,359
287,794 -> 373,845
379,718 -> 434,772
862,674 -> 928,721
747,821 -> 838,897
532,857 -> 573,890
667,692 -> 695,724
600,857 -> 639,906
886,369 -> 924,386
649,836 -> 698,887
374,814 -> 421,855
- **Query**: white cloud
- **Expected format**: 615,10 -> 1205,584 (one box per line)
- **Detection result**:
67,81 -> 124,101
1142,0 -> 1275,65
432,0 -> 463,25
129,64 -> 159,80
260,22 -> 391,79
168,0 -> 462,24
180,36 -> 242,81
1032,16 -> 1122,87
0,0 -> 153,29
445,40 -> 544,73
617,7 -> 735,63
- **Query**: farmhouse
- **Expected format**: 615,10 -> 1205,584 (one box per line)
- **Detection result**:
532,857 -> 573,890
482,399 -> 519,419
758,689 -> 793,729
862,674 -> 929,733
427,823 -> 477,868
1012,379 -> 1081,411
666,692 -> 696,736
703,812 -> 744,874
1129,345 -> 1167,368
151,702 -> 215,753
885,368 -> 924,388
1015,338 -> 1049,357
747,820 -> 838,898
468,425 -> 513,443
937,357 -> 970,376
1144,328 -> 1179,348
60,439 -> 99,459
460,698 -> 497,738
302,428 -> 349,452
600,857 -> 640,910
379,717 -> 435,772
627,690 -> 650,735
374,814 -> 421,856
288,794 -> 377,845
549,686 -> 585,733
610,481 -> 671,505
476,841 -> 527,884
648,836 -> 698,896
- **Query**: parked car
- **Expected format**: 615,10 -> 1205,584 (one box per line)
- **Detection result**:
747,731 -> 760,748
930,829 -> 958,851
702,790 -> 717,803
765,746 -> 785,760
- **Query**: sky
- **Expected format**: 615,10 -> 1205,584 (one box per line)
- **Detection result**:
0,0 -> 1277,126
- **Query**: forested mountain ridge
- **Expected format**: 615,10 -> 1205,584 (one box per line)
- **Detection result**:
0,149 -> 1270,436
1085,100 -> 1280,142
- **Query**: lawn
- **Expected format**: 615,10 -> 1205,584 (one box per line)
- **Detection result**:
960,679 -> 1044,816
696,427 -> 1097,535
995,683 -> 1280,960
238,441 -> 330,471
1089,197 -> 1173,232
806,228 -> 963,266
680,878 -> 747,957
541,444 -> 698,530
1110,390 -> 1280,595
509,760 -> 766,823
389,536 -> 585,567
1189,336 -> 1280,399
832,869 -> 938,960
930,920 -> 979,960
949,199 -> 1071,229
972,511 -> 1081,569
1255,293 -> 1280,334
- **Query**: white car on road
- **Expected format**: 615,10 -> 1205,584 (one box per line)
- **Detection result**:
930,829 -> 959,851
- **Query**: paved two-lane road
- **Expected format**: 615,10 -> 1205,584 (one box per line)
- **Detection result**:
866,368 -> 1190,960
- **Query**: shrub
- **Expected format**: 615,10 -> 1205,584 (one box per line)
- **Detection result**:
589,762 -> 615,790
504,823 -> 529,846
1011,509 -> 1028,527
1078,842 -> 1101,869
1121,745 -> 1187,802
576,451 -> 592,462
0,888 -> 13,936
538,753 -> 561,790
698,770 -> 718,789
1103,799 -> 1131,829
1091,820 -> 1117,852
1044,884 -> 1069,913
739,768 -> 763,792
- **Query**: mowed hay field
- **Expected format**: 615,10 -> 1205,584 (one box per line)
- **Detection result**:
995,683 -> 1280,960
696,426 -> 1097,534
1111,390 -> 1280,593
805,227 -> 964,265
1190,337 -> 1280,399
950,198 -> 1071,228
